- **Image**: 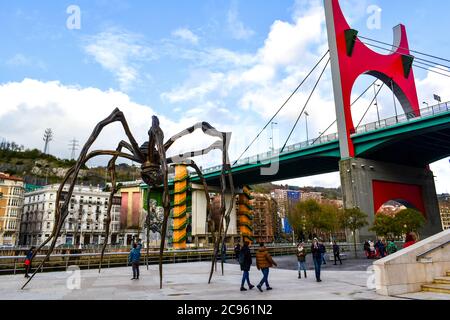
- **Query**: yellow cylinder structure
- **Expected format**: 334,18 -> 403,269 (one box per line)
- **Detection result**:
173,165 -> 188,250
238,186 -> 254,244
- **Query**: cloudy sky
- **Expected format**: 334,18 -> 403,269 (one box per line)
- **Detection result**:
0,0 -> 449,192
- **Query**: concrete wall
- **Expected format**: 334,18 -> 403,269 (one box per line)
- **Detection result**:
340,158 -> 442,242
374,229 -> 450,296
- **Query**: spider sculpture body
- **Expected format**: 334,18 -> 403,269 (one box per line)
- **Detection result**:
22,108 -> 235,289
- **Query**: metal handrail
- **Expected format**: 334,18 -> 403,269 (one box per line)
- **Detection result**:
416,240 -> 450,261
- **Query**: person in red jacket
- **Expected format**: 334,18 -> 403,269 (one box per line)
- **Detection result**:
403,233 -> 416,248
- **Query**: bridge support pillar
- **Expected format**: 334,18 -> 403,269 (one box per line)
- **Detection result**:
339,158 -> 442,242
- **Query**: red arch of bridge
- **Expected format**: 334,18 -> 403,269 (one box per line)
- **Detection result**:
328,0 -> 420,157
372,180 -> 426,217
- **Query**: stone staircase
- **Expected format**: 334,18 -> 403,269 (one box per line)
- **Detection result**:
421,271 -> 450,294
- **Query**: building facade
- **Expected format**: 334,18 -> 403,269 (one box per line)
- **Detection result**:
0,173 -> 24,246
250,194 -> 275,244
119,183 -> 145,246
20,184 -> 121,247
271,189 -> 301,233
301,192 -> 323,202
439,195 -> 450,230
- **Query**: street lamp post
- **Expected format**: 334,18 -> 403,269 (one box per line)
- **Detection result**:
305,111 -> 309,144
373,83 -> 381,127
270,122 -> 278,153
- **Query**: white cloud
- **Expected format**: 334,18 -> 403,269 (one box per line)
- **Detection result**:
227,2 -> 255,40
6,54 -> 31,67
83,29 -> 156,91
161,71 -> 225,103
172,28 -> 199,45
6,53 -> 46,70
0,79 -> 259,171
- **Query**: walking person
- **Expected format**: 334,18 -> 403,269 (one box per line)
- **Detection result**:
319,242 -> 327,264
234,243 -> 241,262
24,247 -> 35,278
239,241 -> 255,291
296,243 -> 307,279
363,241 -> 370,259
332,241 -> 342,265
256,243 -> 278,292
311,238 -> 323,282
128,240 -> 142,280
221,242 -> 227,263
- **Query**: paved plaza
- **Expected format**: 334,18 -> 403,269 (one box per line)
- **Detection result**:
0,261 -> 448,300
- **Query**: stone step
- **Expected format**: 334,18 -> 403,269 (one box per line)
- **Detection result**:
434,277 -> 450,285
422,284 -> 450,294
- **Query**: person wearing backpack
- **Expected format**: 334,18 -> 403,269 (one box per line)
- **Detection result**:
239,241 -> 255,291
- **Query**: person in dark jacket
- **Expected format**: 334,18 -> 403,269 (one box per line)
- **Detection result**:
234,243 -> 241,262
333,241 -> 342,265
255,243 -> 277,292
128,240 -> 142,280
319,242 -> 327,264
239,241 -> 255,291
296,243 -> 307,279
24,247 -> 35,278
311,238 -> 323,282
363,241 -> 370,258
221,243 -> 227,263
375,239 -> 386,258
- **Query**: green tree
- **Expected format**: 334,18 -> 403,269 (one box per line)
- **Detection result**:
287,199 -> 321,240
339,208 -> 369,258
395,208 -> 426,239
288,200 -> 341,242
370,214 -> 400,239
370,208 -> 426,240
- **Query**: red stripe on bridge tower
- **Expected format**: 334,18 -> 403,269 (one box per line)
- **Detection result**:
325,0 -> 420,158
373,180 -> 426,217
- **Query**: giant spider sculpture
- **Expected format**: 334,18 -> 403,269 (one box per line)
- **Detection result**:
22,108 -> 235,289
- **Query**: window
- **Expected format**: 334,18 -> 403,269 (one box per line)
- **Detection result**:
47,222 -> 51,229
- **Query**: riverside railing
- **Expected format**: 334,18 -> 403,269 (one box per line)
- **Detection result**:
0,243 -> 363,276
195,101 -> 450,176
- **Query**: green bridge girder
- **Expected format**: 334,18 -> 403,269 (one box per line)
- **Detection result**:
190,109 -> 450,186
140,109 -> 450,189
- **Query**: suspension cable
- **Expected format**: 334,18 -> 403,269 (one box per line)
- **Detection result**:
281,58 -> 330,153
356,82 -> 385,128
357,40 -> 450,77
232,50 -> 330,166
311,79 -> 378,144
358,35 -> 450,64
413,64 -> 450,78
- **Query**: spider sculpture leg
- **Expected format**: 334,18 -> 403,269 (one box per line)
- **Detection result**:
22,147 -> 140,290
219,163 -> 235,276
99,142 -> 131,273
145,192 -> 152,270
165,127 -> 234,284
22,109 -> 143,290
150,123 -> 170,289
